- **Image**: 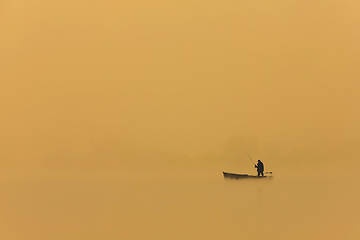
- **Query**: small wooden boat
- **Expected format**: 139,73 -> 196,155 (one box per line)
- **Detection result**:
223,172 -> 273,179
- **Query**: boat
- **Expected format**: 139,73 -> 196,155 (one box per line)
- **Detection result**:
223,172 -> 273,179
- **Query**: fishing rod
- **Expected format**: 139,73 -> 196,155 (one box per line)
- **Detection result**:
242,147 -> 256,165
242,147 -> 272,174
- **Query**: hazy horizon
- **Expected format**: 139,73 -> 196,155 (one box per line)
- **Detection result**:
0,2 -> 359,238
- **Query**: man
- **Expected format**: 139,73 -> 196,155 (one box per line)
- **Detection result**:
255,160 -> 264,176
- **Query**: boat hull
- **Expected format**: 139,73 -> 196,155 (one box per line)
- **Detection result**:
223,172 -> 272,179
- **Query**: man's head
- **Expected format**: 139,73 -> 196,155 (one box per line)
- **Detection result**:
258,160 -> 261,163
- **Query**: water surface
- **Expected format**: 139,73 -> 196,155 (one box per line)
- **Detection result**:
0,171 -> 358,240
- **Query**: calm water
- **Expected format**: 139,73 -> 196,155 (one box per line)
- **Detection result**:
0,171 -> 358,240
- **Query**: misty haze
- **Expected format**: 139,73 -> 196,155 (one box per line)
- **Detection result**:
0,0 -> 359,239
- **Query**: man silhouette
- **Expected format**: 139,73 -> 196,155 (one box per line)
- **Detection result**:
255,160 -> 264,176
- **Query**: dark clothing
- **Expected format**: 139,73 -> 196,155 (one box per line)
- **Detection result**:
255,161 -> 264,176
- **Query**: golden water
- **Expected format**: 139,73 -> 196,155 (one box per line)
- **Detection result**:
0,172 -> 358,240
